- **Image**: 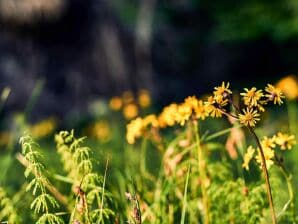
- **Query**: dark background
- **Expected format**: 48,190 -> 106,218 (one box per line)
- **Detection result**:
0,0 -> 297,119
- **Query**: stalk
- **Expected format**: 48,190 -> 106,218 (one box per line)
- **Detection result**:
275,160 -> 296,223
193,120 -> 210,224
228,97 -> 276,222
247,126 -> 277,224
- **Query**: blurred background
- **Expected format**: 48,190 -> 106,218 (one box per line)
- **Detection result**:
1,0 -> 298,121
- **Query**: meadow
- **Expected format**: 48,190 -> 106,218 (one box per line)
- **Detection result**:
0,77 -> 298,224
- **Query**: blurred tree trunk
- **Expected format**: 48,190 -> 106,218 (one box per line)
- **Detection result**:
135,0 -> 157,92
100,22 -> 128,92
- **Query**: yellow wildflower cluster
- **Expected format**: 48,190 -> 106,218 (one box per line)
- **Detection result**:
127,94 -> 212,144
126,82 -> 287,144
126,115 -> 159,144
242,133 -> 296,170
109,89 -> 152,120
213,82 -> 232,106
30,117 -> 57,139
238,83 -> 285,127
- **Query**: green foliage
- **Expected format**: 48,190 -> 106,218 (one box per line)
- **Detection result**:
55,130 -> 115,223
0,187 -> 19,223
209,179 -> 267,223
37,214 -> 64,224
0,88 -> 297,223
20,134 -> 64,224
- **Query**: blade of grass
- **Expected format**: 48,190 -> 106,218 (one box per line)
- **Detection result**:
180,164 -> 190,224
202,124 -> 243,142
100,157 -> 109,223
24,79 -> 45,118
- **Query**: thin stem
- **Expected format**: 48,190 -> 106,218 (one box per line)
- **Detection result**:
100,158 -> 109,223
217,107 -> 238,119
140,138 -> 155,182
180,164 -> 191,224
203,124 -> 243,142
16,153 -> 69,209
247,126 -> 277,224
193,120 -> 210,224
275,159 -> 296,223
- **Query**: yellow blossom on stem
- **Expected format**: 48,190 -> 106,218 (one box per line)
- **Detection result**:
275,132 -> 296,150
158,103 -> 178,127
126,117 -> 144,144
143,114 -> 159,128
184,96 -> 199,110
213,82 -> 232,106
205,96 -> 223,118
255,146 -> 275,169
265,84 -> 285,105
242,146 -> 255,171
194,100 -> 209,120
240,87 -> 263,107
261,136 -> 276,149
255,100 -> 267,112
175,102 -> 192,126
238,108 -> 260,127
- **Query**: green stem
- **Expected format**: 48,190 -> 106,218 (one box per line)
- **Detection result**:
277,163 -> 296,223
248,126 -> 277,224
202,124 -> 243,142
193,120 -> 210,224
180,164 -> 191,224
140,138 -> 155,181
99,158 -> 109,223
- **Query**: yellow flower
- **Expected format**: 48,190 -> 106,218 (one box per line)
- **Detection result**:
205,96 -> 223,118
276,75 -> 298,100
143,114 -> 159,128
30,118 -> 57,139
175,102 -> 192,126
138,89 -> 151,108
194,100 -> 209,120
126,114 -> 160,144
275,132 -> 296,150
240,87 -> 263,107
109,96 -> 123,111
213,82 -> 232,106
158,103 -> 178,127
184,96 -> 199,110
91,121 -> 111,142
261,136 -> 276,149
242,146 -> 255,171
265,84 -> 284,105
256,100 -> 267,112
238,108 -> 260,127
126,117 -> 144,144
255,146 -> 275,169
123,103 -> 139,120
